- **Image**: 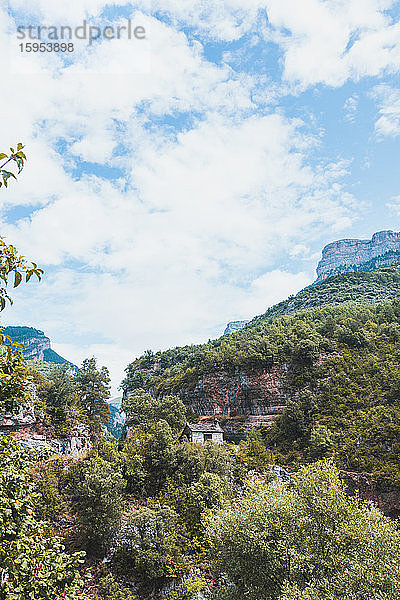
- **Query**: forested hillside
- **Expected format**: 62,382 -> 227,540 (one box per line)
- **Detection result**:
122,265 -> 400,486
123,263 -> 400,396
2,147 -> 400,600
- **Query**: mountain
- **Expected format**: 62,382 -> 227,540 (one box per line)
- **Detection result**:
106,404 -> 126,439
223,230 -> 400,334
2,326 -> 69,364
122,227 -> 400,469
315,230 -> 400,282
224,320 -> 249,335
123,262 -> 400,418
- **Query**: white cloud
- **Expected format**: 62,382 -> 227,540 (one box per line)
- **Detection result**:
264,0 -> 400,88
373,85 -> 400,137
0,2 -> 364,391
344,95 -> 359,122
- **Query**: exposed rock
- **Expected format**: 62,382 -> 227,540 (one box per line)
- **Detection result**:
0,384 -> 92,456
224,320 -> 249,335
2,325 -> 69,364
179,366 -> 289,418
316,230 -> 400,283
340,471 -> 400,519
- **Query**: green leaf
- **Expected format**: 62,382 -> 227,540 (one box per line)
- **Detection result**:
0,153 -> 7,160
2,170 -> 16,187
14,271 -> 22,288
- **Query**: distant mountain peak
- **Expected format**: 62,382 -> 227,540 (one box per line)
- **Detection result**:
316,230 -> 400,283
223,230 -> 400,334
2,326 -> 69,365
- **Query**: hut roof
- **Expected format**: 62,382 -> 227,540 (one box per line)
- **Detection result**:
186,422 -> 224,433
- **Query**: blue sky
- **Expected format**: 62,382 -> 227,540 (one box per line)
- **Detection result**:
1,0 -> 400,393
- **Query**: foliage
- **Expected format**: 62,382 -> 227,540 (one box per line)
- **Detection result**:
97,574 -> 137,600
123,388 -> 186,434
0,336 -> 27,413
235,431 -> 274,480
75,357 -> 111,427
44,363 -> 79,431
122,265 -> 400,399
0,143 -> 26,188
67,457 -> 125,555
206,460 -> 400,600
113,505 -> 183,590
0,239 -> 43,312
0,437 -> 85,599
161,575 -> 207,600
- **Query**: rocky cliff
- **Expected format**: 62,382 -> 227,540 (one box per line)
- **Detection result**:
180,366 -> 288,420
316,230 -> 400,283
223,230 -> 400,331
224,321 -> 249,335
0,384 -> 92,455
2,326 -> 69,364
340,471 -> 400,520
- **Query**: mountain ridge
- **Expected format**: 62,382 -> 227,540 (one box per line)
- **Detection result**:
2,326 -> 69,364
223,230 -> 400,334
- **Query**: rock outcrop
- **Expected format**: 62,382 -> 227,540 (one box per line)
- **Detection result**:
0,385 -> 92,455
2,326 -> 69,364
179,366 -> 288,419
316,230 -> 400,283
224,321 -> 249,335
340,471 -> 400,520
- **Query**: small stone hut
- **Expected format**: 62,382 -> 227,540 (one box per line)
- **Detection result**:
182,421 -> 224,444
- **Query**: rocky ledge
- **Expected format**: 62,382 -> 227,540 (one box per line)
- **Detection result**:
316,230 -> 400,283
0,385 -> 92,455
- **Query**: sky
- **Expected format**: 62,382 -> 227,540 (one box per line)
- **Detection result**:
1,0 -> 400,394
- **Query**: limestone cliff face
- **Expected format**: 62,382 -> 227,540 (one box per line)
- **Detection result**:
2,326 -> 68,364
0,384 -> 92,455
316,230 -> 400,283
223,321 -> 249,335
179,366 -> 289,420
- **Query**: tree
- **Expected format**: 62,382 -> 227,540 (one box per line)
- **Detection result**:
309,424 -> 334,460
113,505 -> 182,591
73,457 -> 125,555
97,574 -> 137,600
0,437 -> 85,600
44,363 -> 78,430
178,472 -> 226,533
0,337 -> 27,413
142,421 -> 177,495
235,432 -> 274,480
76,358 -> 111,426
123,388 -> 186,435
206,460 -> 400,600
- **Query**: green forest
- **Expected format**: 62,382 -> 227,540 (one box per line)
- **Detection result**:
1,146 -> 400,600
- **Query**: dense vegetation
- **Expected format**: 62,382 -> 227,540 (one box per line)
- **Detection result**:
122,267 -> 400,486
28,358 -> 111,437
123,264 -> 400,399
2,144 -> 400,599
207,459 -> 400,600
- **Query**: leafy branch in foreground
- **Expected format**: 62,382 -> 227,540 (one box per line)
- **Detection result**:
0,143 -> 26,188
0,144 -> 42,311
0,239 -> 43,311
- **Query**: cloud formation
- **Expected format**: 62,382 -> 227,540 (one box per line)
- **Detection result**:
1,0 -> 398,392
